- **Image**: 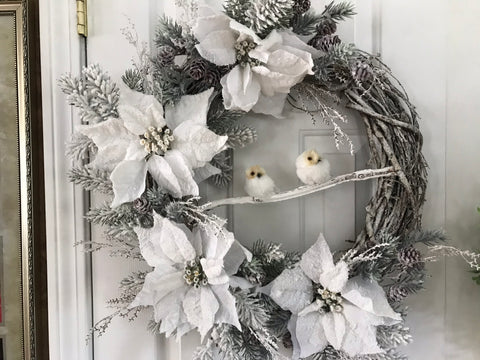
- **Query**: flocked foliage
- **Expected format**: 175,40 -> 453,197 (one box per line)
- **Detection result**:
59,64 -> 120,123
225,0 -> 294,37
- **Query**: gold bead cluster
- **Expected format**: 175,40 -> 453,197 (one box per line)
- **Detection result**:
235,40 -> 262,68
139,125 -> 174,155
314,285 -> 343,313
183,257 -> 208,288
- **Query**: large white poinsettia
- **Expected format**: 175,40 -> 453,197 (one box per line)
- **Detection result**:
78,87 -> 227,206
270,234 -> 401,359
193,6 -> 319,117
130,214 -> 250,339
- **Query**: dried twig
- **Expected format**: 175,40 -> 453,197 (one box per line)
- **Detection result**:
200,167 -> 396,210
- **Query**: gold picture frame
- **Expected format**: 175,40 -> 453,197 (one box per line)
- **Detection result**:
0,1 -> 48,359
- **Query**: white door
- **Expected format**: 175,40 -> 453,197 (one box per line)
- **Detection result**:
83,1 -> 373,359
40,1 -> 480,360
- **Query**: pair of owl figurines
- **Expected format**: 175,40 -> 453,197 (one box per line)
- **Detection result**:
244,149 -> 331,198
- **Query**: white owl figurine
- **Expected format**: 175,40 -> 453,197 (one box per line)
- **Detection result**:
296,149 -> 331,185
244,165 -> 277,198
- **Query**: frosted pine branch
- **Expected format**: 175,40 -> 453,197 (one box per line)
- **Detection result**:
427,245 -> 480,271
68,166 -> 113,194
67,133 -> 97,162
200,167 -> 396,210
59,64 -> 120,123
341,242 -> 391,267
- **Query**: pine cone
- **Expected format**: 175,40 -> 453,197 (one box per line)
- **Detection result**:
316,19 -> 337,36
133,197 -> 152,215
157,46 -> 175,66
293,0 -> 311,14
138,214 -> 154,228
308,34 -> 341,52
398,246 -> 423,267
282,333 -> 293,349
320,34 -> 341,52
352,61 -> 374,82
308,34 -> 323,50
388,285 -> 409,303
185,58 -> 207,81
203,67 -> 221,87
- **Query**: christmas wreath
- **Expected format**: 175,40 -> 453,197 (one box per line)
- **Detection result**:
61,1 -> 452,359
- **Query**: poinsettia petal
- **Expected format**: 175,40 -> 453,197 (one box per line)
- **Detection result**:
296,311 -> 328,358
174,318 -> 194,340
278,30 -> 323,59
319,260 -> 349,293
193,7 -> 230,41
146,154 -> 182,198
250,30 -> 283,58
256,49 -> 312,96
221,65 -> 261,112
118,105 -> 150,135
229,276 -> 254,290
201,258 -> 229,285
270,266 -> 313,314
300,233 -> 335,284
130,269 -> 184,311
251,92 -> 287,118
228,18 -> 262,44
151,215 -> 196,264
172,122 -> 228,169
151,281 -> 187,328
110,160 -> 147,207
121,86 -> 165,118
195,31 -> 237,66
183,286 -> 219,339
119,91 -> 165,135
223,240 -> 251,276
77,118 -> 136,170
193,163 -> 221,183
164,150 -> 199,197
211,284 -> 241,330
165,88 -> 214,130
298,301 -> 322,317
193,8 -> 237,66
342,276 -> 401,321
341,303 -> 384,356
322,311 -> 346,350
125,142 -> 147,161
288,316 -> 302,360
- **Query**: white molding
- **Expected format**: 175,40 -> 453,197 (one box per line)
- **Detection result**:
39,1 -> 93,360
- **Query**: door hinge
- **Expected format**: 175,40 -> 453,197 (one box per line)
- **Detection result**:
76,0 -> 88,37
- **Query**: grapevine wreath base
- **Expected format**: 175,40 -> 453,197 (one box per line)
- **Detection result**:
61,1 -> 453,359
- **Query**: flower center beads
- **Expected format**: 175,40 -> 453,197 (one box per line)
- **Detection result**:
184,257 -> 208,288
235,40 -> 262,67
314,285 -> 343,313
140,125 -> 174,155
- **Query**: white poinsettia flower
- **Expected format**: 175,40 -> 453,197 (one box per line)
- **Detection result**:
130,214 -> 250,339
193,6 -> 319,117
270,234 -> 401,359
77,87 -> 228,206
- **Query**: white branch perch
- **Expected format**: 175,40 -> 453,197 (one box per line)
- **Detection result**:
200,166 -> 397,211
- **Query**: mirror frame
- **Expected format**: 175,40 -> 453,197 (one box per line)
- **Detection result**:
0,0 -> 48,359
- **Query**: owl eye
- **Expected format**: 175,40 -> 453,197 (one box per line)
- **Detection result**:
250,171 -> 255,176
257,173 -> 263,178
307,156 -> 312,161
